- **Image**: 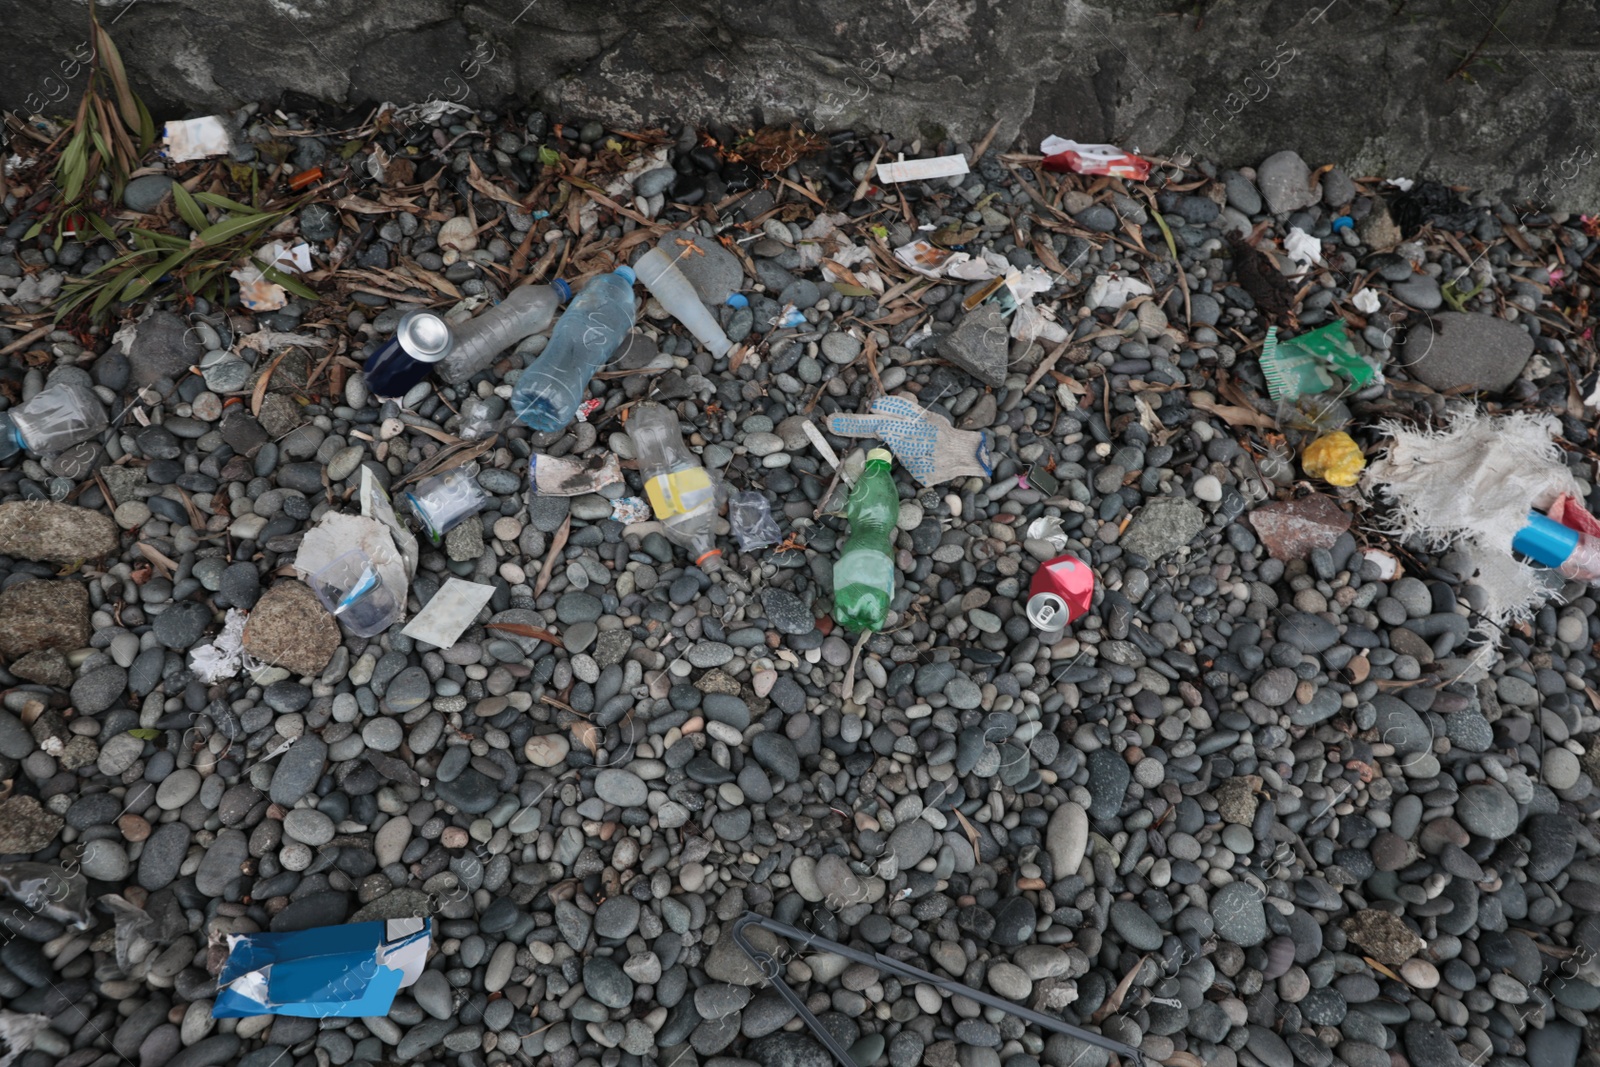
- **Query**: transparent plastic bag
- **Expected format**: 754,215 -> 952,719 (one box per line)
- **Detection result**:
730,491 -> 782,551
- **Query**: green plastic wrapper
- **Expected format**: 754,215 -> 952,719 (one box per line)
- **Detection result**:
1259,320 -> 1379,402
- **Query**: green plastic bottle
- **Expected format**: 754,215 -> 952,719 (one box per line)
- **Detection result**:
833,448 -> 900,632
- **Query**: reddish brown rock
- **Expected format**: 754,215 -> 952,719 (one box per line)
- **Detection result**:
1248,494 -> 1352,561
242,580 -> 341,676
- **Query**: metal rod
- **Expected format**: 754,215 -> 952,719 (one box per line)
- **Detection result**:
729,911 -> 1145,1067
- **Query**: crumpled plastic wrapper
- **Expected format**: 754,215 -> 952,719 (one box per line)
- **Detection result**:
530,452 -> 624,497
1026,516 -> 1070,551
1088,273 -> 1153,309
0,861 -> 91,929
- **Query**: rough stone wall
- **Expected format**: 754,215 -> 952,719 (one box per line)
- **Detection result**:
6,0 -> 1600,209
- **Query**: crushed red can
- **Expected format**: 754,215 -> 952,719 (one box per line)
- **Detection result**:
1039,136 -> 1151,182
1026,553 -> 1095,632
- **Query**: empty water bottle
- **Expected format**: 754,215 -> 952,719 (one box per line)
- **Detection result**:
0,379 -> 109,463
437,280 -> 572,385
833,448 -> 900,632
634,246 -> 732,357
511,267 -> 636,432
629,402 -> 721,570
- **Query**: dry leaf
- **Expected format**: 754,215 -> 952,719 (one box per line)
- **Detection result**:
466,156 -> 525,209
1190,392 -> 1278,429
1091,954 -> 1148,1024
533,515 -> 570,599
1365,957 -> 1403,982
571,721 -> 599,756
251,348 -> 291,418
485,621 -> 564,648
952,809 -> 982,862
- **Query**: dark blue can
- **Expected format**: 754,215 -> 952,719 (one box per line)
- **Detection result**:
364,311 -> 454,398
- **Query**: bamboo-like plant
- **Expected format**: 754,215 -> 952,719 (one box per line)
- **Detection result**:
28,0 -> 156,243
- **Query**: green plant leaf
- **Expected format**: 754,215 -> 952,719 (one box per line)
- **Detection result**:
170,182 -> 210,233
23,221 -> 44,241
194,211 -> 281,248
538,145 -> 561,166
135,95 -> 156,151
192,191 -> 260,215
85,211 -> 118,242
337,138 -> 366,160
130,227 -> 190,250
127,728 -> 159,741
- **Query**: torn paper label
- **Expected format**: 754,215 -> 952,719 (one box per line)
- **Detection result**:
361,467 -> 418,580
232,240 -> 314,312
401,578 -> 495,649
530,452 -> 624,496
213,918 -> 430,1019
163,116 -> 232,162
876,154 -> 969,184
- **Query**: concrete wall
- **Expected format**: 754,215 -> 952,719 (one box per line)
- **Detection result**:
6,0 -> 1600,210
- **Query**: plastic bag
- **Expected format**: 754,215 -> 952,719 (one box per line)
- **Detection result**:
730,491 -> 782,551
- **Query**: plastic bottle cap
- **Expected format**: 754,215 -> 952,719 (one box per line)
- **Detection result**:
551,278 -> 572,303
614,265 -> 637,285
726,294 -> 749,308
867,448 -> 893,465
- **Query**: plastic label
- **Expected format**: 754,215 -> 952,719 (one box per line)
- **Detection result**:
645,467 -> 715,522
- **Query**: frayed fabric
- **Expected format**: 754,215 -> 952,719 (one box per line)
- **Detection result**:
1363,411 -> 1579,638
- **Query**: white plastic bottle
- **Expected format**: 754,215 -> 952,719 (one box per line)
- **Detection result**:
0,379 -> 109,463
634,247 -> 732,358
438,280 -> 572,385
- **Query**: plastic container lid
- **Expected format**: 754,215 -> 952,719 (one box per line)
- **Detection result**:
551,278 -> 572,302
1513,512 -> 1580,569
614,265 -> 637,284
867,448 -> 893,465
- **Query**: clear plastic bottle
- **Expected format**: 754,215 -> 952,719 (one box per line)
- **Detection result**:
511,267 -> 636,432
634,247 -> 732,357
0,379 -> 109,463
437,280 -> 572,385
628,402 -> 721,570
833,448 -> 900,632
1514,511 -> 1600,581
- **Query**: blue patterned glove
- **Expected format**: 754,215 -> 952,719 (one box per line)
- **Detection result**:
827,395 -> 993,487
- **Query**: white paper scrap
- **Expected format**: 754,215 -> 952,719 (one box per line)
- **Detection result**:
876,154 -> 970,184
401,578 -> 495,649
1352,288 -> 1382,314
163,116 -> 232,162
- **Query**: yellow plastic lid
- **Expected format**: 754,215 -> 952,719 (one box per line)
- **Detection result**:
867,448 -> 893,465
